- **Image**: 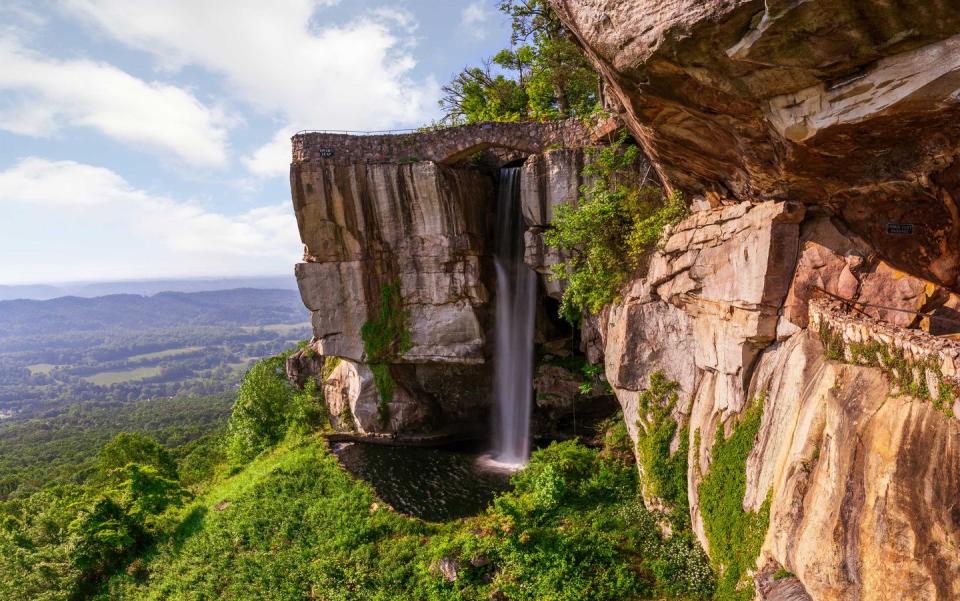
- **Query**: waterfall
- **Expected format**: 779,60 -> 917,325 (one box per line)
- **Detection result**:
490,167 -> 536,467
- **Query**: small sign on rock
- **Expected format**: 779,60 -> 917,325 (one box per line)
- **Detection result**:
317,148 -> 335,157
886,223 -> 914,235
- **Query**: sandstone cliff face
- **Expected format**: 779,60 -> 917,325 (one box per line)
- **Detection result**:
543,3 -> 960,598
292,161 -> 491,364
550,0 -> 960,289
290,160 -> 496,434
590,199 -> 960,600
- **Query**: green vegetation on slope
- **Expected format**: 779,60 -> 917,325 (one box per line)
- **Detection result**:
0,394 -> 233,499
1,352 -> 729,600
544,133 -> 687,322
697,397 -> 770,601
97,434 -> 714,600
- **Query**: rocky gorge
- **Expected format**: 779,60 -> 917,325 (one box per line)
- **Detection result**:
287,2 -> 960,599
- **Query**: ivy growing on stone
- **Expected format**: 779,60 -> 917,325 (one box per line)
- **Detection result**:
819,321 -> 956,416
697,395 -> 771,601
360,281 -> 413,425
634,371 -> 690,528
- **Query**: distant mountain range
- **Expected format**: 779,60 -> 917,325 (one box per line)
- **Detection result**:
0,276 -> 299,301
0,288 -> 309,338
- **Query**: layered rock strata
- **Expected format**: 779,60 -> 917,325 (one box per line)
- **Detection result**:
550,0 -> 960,288
291,159 -> 495,433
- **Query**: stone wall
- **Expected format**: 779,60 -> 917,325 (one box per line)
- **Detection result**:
809,297 -> 960,414
292,119 -> 589,165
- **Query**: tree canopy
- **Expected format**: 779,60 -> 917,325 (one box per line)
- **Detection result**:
440,0 -> 599,123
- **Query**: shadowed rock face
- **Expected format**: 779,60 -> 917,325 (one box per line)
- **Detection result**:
550,0 -> 960,288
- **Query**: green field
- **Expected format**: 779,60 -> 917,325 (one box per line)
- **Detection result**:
240,323 -> 310,335
82,365 -> 163,386
26,363 -> 56,375
126,346 -> 203,362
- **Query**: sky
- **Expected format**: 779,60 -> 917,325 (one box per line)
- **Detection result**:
0,0 -> 511,285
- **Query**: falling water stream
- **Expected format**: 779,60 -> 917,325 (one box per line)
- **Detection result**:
488,167 -> 537,468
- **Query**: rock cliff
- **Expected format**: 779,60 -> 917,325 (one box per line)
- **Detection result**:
289,125 -> 609,438
544,2 -> 960,599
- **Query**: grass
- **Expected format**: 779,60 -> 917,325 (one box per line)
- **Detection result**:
83,366 -> 163,386
100,436 -> 716,600
125,347 -> 202,362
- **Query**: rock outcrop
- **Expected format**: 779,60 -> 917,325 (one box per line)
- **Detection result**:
541,3 -> 960,598
550,0 -> 960,289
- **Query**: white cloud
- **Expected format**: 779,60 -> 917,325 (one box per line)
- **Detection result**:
460,1 -> 492,40
242,128 -> 294,178
64,0 -> 441,176
0,157 -> 301,283
0,38 -> 231,167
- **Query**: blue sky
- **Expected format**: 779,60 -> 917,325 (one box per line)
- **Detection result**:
0,0 -> 510,284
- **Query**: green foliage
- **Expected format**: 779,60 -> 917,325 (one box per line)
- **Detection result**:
360,281 -> 412,424
110,464 -> 187,529
98,432 -> 178,482
440,0 -> 598,123
288,379 -> 329,436
424,441 -> 714,600
698,397 -> 771,600
818,320 -> 846,361
0,395 -> 232,500
225,354 -> 295,463
544,134 -> 687,322
634,372 -> 690,527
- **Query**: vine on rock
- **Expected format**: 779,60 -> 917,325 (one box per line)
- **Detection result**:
360,281 -> 412,425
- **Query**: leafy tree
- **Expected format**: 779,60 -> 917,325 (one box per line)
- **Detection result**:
110,464 -> 187,527
66,497 -> 143,591
225,355 -> 294,463
544,134 -> 687,321
98,432 -> 178,482
440,0 -> 598,123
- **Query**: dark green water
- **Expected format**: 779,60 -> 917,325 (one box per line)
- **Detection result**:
333,442 -> 512,522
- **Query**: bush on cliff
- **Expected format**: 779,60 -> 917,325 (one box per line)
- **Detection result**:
634,372 -> 690,528
544,133 -> 687,321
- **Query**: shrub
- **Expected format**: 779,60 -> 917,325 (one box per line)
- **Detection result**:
698,396 -> 770,600
544,133 -> 687,322
225,355 -> 294,463
98,432 -> 177,482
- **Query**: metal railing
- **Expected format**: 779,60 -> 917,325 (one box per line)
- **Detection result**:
293,128 -> 421,136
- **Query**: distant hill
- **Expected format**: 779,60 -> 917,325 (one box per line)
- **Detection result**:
0,276 -> 299,301
0,288 -> 309,337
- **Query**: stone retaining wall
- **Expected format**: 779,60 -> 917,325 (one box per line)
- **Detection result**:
292,119 -> 590,164
809,297 -> 960,415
